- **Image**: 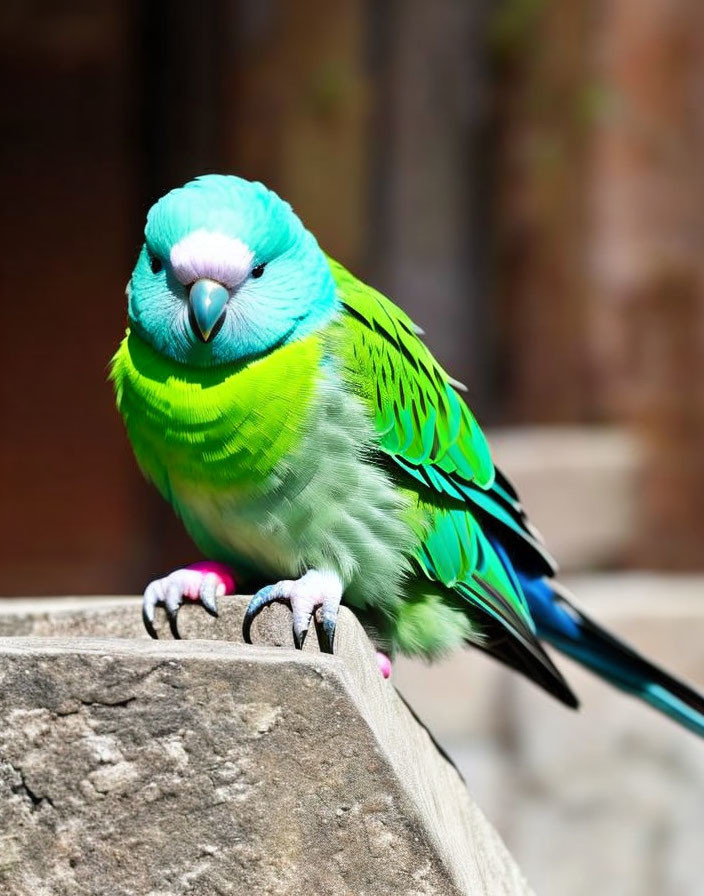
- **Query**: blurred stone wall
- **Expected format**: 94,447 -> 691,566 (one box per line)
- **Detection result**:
490,0 -> 704,568
589,0 -> 704,568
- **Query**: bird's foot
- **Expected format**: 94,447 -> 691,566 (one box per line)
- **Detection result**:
242,569 -> 343,653
142,561 -> 236,639
376,652 -> 392,679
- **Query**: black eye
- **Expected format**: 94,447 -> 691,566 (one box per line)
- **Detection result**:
251,262 -> 266,279
148,250 -> 163,275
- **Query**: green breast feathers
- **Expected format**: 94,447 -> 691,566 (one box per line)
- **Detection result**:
111,329 -> 321,497
111,323 -> 417,623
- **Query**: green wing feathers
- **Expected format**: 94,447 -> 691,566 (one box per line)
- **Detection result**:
328,257 -> 574,704
327,257 -> 494,488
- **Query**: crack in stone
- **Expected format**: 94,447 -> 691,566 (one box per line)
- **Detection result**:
80,696 -> 137,709
10,765 -> 54,811
53,695 -> 138,717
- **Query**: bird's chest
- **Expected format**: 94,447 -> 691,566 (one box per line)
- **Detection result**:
115,330 -> 415,598
171,380 -> 370,574
173,379 -> 416,599
114,330 -> 322,497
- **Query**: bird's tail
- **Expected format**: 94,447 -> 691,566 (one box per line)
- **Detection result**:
521,575 -> 704,738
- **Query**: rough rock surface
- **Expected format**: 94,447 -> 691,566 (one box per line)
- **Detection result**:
0,597 -> 532,896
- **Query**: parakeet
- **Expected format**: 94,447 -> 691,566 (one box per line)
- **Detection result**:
111,174 -> 704,737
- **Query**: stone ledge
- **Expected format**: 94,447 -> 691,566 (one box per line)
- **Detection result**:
0,598 -> 532,896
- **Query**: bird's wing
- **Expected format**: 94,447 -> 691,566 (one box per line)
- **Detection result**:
462,467 -> 558,579
327,256 -> 494,488
328,258 -> 575,703
327,259 -> 556,575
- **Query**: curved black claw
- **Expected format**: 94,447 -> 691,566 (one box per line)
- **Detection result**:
292,624 -> 308,650
142,601 -> 181,639
316,609 -> 337,654
242,586 -> 286,644
200,594 -> 219,618
142,605 -> 158,640
166,605 -> 182,640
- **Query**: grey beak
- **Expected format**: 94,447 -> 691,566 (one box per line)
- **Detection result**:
189,278 -> 229,342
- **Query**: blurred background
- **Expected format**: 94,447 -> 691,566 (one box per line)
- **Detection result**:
1,2 -> 703,894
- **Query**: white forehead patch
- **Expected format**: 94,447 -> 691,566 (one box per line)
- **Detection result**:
170,229 -> 254,288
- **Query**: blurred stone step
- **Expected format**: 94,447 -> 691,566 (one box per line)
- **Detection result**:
394,573 -> 704,896
487,426 -> 642,570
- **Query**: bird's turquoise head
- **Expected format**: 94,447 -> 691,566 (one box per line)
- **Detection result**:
127,175 -> 337,365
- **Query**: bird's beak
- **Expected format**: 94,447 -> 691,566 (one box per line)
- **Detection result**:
189,278 -> 229,342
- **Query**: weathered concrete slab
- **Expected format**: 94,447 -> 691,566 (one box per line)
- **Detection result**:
0,597 -> 532,896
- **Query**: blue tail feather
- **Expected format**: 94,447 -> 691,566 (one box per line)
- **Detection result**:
519,574 -> 704,739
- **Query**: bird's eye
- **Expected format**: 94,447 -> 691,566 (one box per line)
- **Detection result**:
148,250 -> 163,275
251,262 -> 266,279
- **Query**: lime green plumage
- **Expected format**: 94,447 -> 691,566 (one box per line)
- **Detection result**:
111,322 -> 417,618
112,328 -> 321,494
112,240 -> 567,696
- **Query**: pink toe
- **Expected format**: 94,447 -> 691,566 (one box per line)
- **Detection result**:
375,651 -> 392,679
187,561 -> 236,595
